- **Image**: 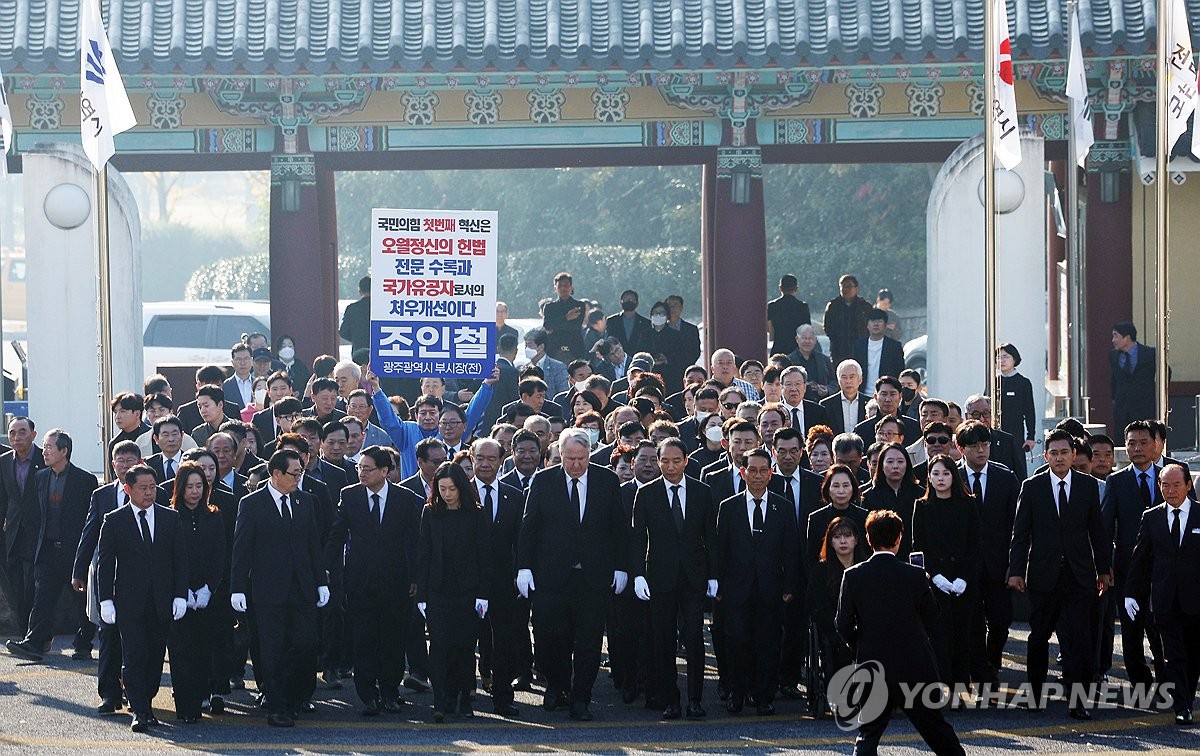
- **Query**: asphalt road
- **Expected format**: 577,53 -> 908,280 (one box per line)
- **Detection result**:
0,625 -> 1197,754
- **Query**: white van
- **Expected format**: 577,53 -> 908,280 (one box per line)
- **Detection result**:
143,301 -> 271,371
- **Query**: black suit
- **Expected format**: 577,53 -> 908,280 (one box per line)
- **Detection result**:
169,504 -> 227,718
73,482 -> 127,702
715,490 -> 799,704
670,319 -> 702,376
251,407 -> 282,445
631,476 -> 716,706
144,452 -> 183,485
542,296 -> 587,361
326,482 -> 421,706
1109,345 -> 1157,436
22,464 -> 99,650
836,553 -> 964,755
231,486 -> 326,717
606,312 -> 654,355
960,461 -> 1020,677
518,463 -> 628,705
1102,464 -> 1167,685
987,427 -> 1027,482
767,294 -> 811,357
807,503 -> 869,567
482,358 -> 520,432
1125,502 -> 1200,714
856,413 -> 922,446
1008,470 -> 1110,692
770,467 -> 823,689
96,504 -> 188,716
852,336 -> 906,384
819,393 -> 868,435
475,479 -> 524,706
176,398 -> 239,435
221,375 -> 254,412
780,400 -> 827,438
339,295 -> 372,355
609,481 -> 652,698
0,447 -> 44,635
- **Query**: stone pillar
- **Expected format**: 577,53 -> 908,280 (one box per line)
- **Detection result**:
700,141 -> 768,361
926,134 -> 1048,421
1085,172 -> 1132,431
268,149 -> 339,363
24,145 -> 142,473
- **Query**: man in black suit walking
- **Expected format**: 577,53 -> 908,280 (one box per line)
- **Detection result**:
339,276 -> 372,355
955,420 -> 1020,682
836,509 -> 965,755
1124,464 -> 1200,724
715,448 -> 799,716
0,416 -> 43,639
606,290 -> 653,356
230,450 -> 330,727
631,438 -> 717,720
517,428 -> 629,721
95,465 -> 189,732
470,438 -> 525,716
1109,321 -> 1157,436
325,445 -> 421,716
1008,430 -> 1112,718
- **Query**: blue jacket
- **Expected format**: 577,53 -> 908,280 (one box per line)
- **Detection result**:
372,383 -> 494,479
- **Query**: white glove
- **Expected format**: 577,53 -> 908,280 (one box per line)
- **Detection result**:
951,578 -> 967,596
417,602 -> 427,618
633,575 -> 651,601
195,584 -> 211,609
186,590 -> 198,610
475,598 -> 489,618
99,599 -> 116,625
932,574 -> 953,594
516,569 -> 535,599
612,570 -> 629,595
706,579 -> 719,598
316,585 -> 330,608
1125,597 -> 1140,620
231,592 -> 248,612
172,597 -> 188,621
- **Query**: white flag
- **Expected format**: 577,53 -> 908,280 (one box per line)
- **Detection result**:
1066,8 -> 1094,168
992,0 -> 1022,169
0,61 -> 12,178
80,0 -> 136,171
1165,0 -> 1197,154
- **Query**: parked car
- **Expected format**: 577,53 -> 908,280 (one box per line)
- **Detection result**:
904,334 -> 927,382
143,300 -> 271,372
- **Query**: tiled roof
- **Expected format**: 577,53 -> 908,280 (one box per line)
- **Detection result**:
0,0 -> 1189,76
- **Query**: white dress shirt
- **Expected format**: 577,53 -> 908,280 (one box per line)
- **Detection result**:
233,374 -> 254,406
665,479 -> 687,520
133,504 -> 156,540
568,472 -> 589,521
840,393 -> 859,434
1167,499 -> 1191,545
744,491 -> 767,535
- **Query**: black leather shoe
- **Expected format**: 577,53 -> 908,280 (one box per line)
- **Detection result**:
297,700 -> 316,714
542,690 -> 567,712
130,712 -> 152,733
1068,706 -> 1091,721
402,674 -> 430,692
432,710 -> 445,723
322,668 -> 343,690
97,698 -> 122,715
208,695 -> 225,714
662,704 -> 682,720
512,674 -> 533,692
457,693 -> 474,718
145,715 -> 160,726
726,694 -> 744,714
1176,710 -> 1194,726
383,698 -> 402,714
71,649 -> 93,660
620,687 -> 639,704
493,702 -> 520,717
756,702 -> 776,716
569,701 -> 593,721
779,684 -> 803,700
685,702 -> 706,719
267,713 -> 294,727
180,715 -> 199,724
717,685 -> 731,701
4,640 -> 43,663
362,698 -> 382,717
229,676 -> 246,691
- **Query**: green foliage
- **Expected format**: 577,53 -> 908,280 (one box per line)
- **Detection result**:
184,253 -> 269,300
140,223 -> 253,301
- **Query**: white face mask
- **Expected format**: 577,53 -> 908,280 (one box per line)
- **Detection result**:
524,347 -> 539,361
695,410 -> 710,425
575,380 -> 590,394
584,428 -> 600,446
650,314 -> 668,327
278,346 -> 295,361
704,426 -> 724,443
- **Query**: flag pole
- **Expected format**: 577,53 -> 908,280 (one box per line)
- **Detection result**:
1154,0 -> 1170,427
984,0 -> 1001,428
95,164 -> 114,481
1066,0 -> 1085,418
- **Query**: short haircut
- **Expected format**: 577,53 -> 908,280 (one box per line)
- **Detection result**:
762,365 -> 781,384
231,342 -> 251,358
292,418 -> 322,436
276,432 -> 310,455
876,288 -> 893,303
922,421 -> 952,439
320,420 -> 349,441
123,463 -> 156,486
311,377 -> 338,395
647,419 -> 679,438
415,436 -> 447,462
195,365 -> 227,385
511,429 -> 541,449
832,432 -> 865,456
273,396 -> 303,415
359,445 -> 394,471
1147,419 -> 1169,442
954,420 -> 992,447
617,420 -> 646,440
196,385 -> 225,405
218,420 -> 248,441
997,342 -> 1022,366
182,448 -> 216,466
145,392 -> 173,411
867,307 -> 889,323
267,370 -> 293,388
358,275 -> 371,294
657,437 -> 688,457
919,398 -> 949,417
519,377 -> 549,397
498,332 -> 519,353
554,272 -> 572,285
875,375 -> 902,393
725,419 -> 759,439
839,274 -> 859,287
865,509 -> 903,550
111,439 -> 141,459
567,359 -> 591,378
781,365 -> 808,382
268,449 -> 302,475
1046,428 -> 1076,448
779,274 -> 798,291
333,359 -> 361,380
111,392 -> 143,412
1112,321 -> 1137,340
441,403 -> 467,423
312,354 -> 338,376
742,447 -> 773,467
1088,433 -> 1116,449
152,415 -> 184,436
772,427 -> 803,447
525,328 -> 548,347
144,374 -> 170,395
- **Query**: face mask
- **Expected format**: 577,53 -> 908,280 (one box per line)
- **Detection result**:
695,410 -> 711,425
575,380 -> 590,394
278,346 -> 295,361
525,347 -> 538,361
621,300 -> 637,312
900,387 -> 917,403
705,426 -> 724,444
650,314 -> 668,327
584,428 -> 600,446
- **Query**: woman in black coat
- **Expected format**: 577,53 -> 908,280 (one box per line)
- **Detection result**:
997,343 -> 1037,452
862,443 -> 923,559
911,454 -> 982,686
416,462 -> 489,722
806,516 -> 869,676
167,462 -> 226,723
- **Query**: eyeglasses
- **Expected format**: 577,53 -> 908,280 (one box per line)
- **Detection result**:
356,464 -> 378,473
439,419 -> 463,427
283,469 -> 303,479
924,435 -> 951,445
967,411 -> 990,420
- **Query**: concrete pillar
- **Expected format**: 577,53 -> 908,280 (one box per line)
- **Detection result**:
268,150 -> 339,363
926,134 -> 1048,422
700,140 -> 768,361
1086,173 -> 1132,432
24,144 -> 142,473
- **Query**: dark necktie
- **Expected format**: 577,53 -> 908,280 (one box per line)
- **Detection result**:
520,475 -> 528,491
1139,471 -> 1152,508
752,498 -> 764,535
791,408 -> 802,432
280,494 -> 292,523
784,477 -> 796,509
671,485 -> 684,532
736,474 -> 744,494
483,484 -> 494,523
371,492 -> 382,525
1171,507 -> 1182,548
164,458 -> 174,479
972,471 -> 984,502
1057,480 -> 1067,516
138,509 -> 152,544
571,478 -> 582,522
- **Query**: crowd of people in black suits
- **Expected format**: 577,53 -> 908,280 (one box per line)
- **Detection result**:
0,272 -> 1196,748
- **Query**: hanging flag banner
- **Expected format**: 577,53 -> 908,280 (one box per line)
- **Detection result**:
0,61 -> 12,178
1066,7 -> 1094,168
370,209 -> 498,379
992,0 -> 1023,170
1166,0 -> 1197,152
80,0 -> 136,171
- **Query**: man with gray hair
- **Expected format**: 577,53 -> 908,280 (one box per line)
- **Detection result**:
785,324 -> 835,401
332,360 -> 362,403
710,349 -> 759,401
820,359 -> 868,435
833,432 -> 869,482
963,394 -> 1028,480
517,428 -> 629,721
